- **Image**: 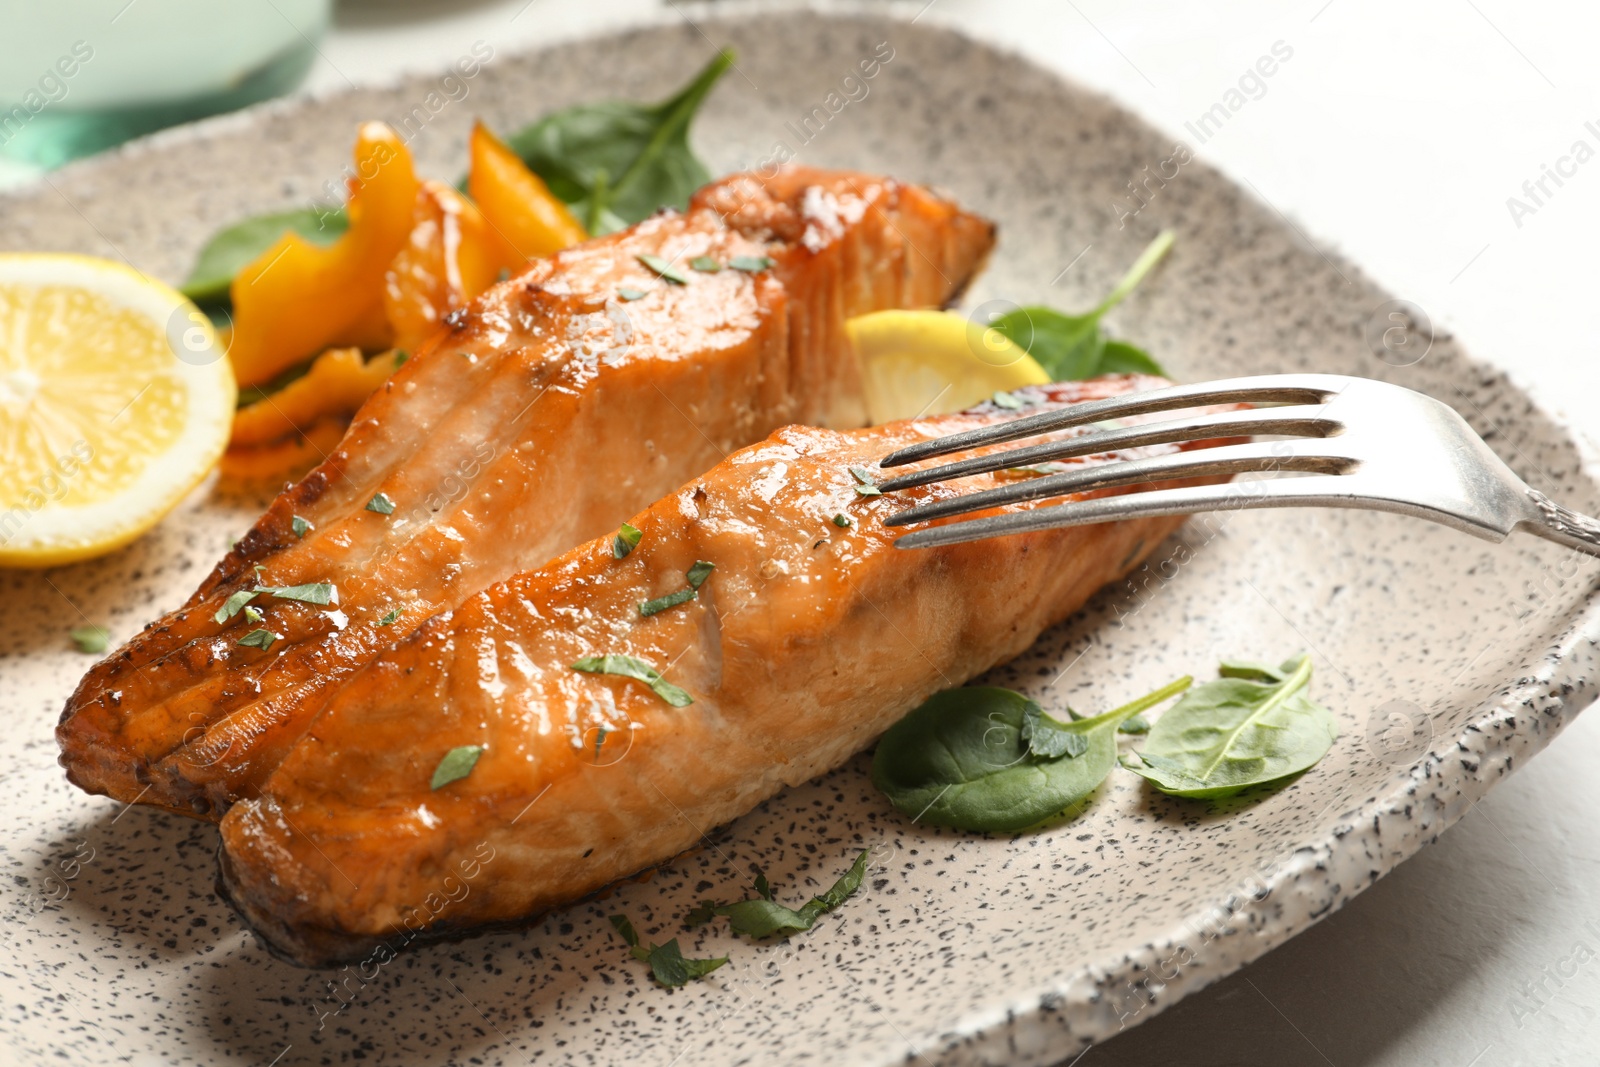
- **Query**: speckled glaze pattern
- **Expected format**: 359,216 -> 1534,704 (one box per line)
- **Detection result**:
3,10 -> 1599,1067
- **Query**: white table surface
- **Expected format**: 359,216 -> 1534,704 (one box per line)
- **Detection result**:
211,1 -> 1600,1063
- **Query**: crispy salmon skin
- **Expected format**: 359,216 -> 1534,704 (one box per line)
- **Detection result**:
218,376 -> 1235,966
58,168 -> 994,818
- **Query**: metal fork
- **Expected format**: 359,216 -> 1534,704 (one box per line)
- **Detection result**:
877,372 -> 1600,557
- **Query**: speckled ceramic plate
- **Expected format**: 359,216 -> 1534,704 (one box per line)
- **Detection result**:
5,10 -> 1599,1067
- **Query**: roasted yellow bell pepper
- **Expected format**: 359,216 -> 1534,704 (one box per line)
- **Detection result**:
220,419 -> 348,484
228,122 -> 419,386
229,347 -> 405,449
468,121 -> 587,261
383,181 -> 522,354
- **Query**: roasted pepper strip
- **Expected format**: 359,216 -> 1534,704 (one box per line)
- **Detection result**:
468,121 -> 588,261
228,122 -> 419,386
229,347 -> 405,449
383,180 -> 522,354
219,418 -> 349,483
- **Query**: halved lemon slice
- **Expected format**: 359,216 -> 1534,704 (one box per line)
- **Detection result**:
0,254 -> 235,567
846,309 -> 1050,424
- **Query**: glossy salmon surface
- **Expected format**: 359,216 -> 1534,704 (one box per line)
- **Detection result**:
58,168 -> 995,817
217,377 -> 1231,966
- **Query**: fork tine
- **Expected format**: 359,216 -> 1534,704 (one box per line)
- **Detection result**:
879,373 -> 1345,470
892,476 -> 1361,549
877,404 -> 1339,493
882,442 -> 1355,527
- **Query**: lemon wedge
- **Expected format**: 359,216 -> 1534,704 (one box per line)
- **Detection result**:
0,254 -> 235,567
846,309 -> 1050,424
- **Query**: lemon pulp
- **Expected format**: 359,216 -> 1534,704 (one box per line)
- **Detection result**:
846,310 -> 1050,425
0,255 -> 235,566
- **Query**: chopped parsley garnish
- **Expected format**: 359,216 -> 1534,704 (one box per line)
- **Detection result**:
430,744 -> 483,789
291,515 -> 313,538
613,522 -> 643,559
992,390 -> 1024,410
832,513 -> 852,528
609,914 -> 727,988
684,849 -> 870,939
377,607 -> 402,626
854,484 -> 882,498
689,255 -> 722,272
638,561 -> 716,616
215,589 -> 259,624
572,653 -> 692,707
366,492 -> 396,515
237,629 -> 279,652
617,287 -> 648,301
70,626 -> 109,654
729,254 -> 775,273
640,588 -> 696,617
686,560 -> 715,589
244,606 -> 265,624
261,581 -> 334,606
848,465 -> 882,497
393,349 -> 410,367
637,253 -> 690,285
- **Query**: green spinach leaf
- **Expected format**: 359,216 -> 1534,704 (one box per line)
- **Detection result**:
991,230 -> 1173,380
506,50 -> 733,234
871,677 -> 1191,832
180,207 -> 348,305
1125,655 -> 1337,799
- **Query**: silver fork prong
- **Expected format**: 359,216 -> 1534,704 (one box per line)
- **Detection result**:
882,442 -> 1356,527
878,373 -> 1344,470
877,404 -> 1340,493
893,476 -> 1372,549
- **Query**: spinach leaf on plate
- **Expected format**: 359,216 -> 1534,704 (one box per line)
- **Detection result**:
871,677 -> 1191,832
506,50 -> 734,234
1124,654 -> 1338,799
180,208 -> 348,305
991,230 -> 1173,381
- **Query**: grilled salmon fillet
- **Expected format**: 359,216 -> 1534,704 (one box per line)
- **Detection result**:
217,377 -> 1232,966
58,167 -> 995,818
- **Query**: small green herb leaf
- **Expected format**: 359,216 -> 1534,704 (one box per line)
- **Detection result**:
572,653 -> 692,707
215,589 -> 260,624
609,913 -> 642,948
614,522 -> 643,558
377,608 -> 402,626
992,390 -> 1024,410
1126,655 -> 1337,799
640,588 -> 696,617
393,349 -> 410,367
696,850 -> 870,939
244,606 -> 265,624
70,626 -> 109,654
258,581 -> 334,606
366,492 -> 396,515
872,678 -> 1191,832
180,207 -> 348,305
685,560 -> 715,589
506,51 -> 733,234
729,255 -> 775,273
637,253 -> 690,285
237,629 -> 279,652
291,515 -> 312,538
430,744 -> 484,789
991,231 -> 1173,381
617,287 -> 648,301
689,255 -> 721,272
831,513 -> 852,528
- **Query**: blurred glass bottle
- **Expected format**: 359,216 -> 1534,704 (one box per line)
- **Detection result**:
0,0 -> 332,186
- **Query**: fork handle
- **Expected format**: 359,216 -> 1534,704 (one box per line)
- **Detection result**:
1525,490 -> 1600,558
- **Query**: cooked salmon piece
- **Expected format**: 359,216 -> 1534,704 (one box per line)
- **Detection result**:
58,168 -> 995,819
217,377 -> 1234,966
